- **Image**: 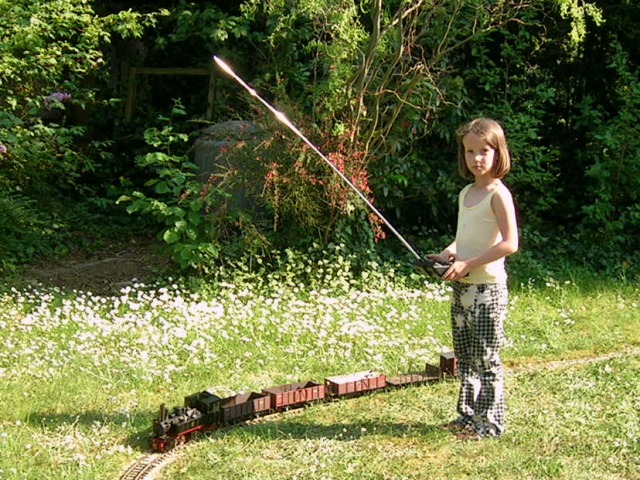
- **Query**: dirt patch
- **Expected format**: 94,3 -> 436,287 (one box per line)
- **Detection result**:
22,237 -> 174,294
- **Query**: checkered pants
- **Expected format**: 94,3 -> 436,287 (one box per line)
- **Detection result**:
451,282 -> 508,436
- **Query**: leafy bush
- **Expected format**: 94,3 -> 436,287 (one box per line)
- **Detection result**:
0,194 -> 52,274
1,0 -> 638,281
0,0 -> 169,269
0,1 -> 165,194
119,100 -> 389,273
573,41 -> 640,273
118,103 -> 232,273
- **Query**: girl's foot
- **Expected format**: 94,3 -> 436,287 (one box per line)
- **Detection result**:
455,424 -> 502,441
454,427 -> 482,441
443,416 -> 472,432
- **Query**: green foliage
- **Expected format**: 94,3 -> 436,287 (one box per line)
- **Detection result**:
555,0 -> 604,49
118,103 -> 230,273
0,0 -> 637,280
0,194 -> 50,274
117,97 -> 390,274
0,192 -> 148,275
233,0 -> 555,235
111,0 -> 638,279
459,14 -> 563,230
573,40 -> 640,272
168,2 -> 250,44
0,0 -> 168,268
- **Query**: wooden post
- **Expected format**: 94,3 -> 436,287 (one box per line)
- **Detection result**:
207,72 -> 217,121
124,67 -> 139,122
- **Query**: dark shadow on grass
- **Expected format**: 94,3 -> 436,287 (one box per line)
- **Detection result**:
24,409 -> 154,451
24,404 -> 449,454
217,418 -> 445,441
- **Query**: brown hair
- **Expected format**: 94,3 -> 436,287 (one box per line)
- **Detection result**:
456,118 -> 511,179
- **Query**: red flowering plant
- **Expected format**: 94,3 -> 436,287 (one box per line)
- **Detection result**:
251,110 -> 386,249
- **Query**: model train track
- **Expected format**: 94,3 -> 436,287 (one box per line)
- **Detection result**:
119,452 -> 177,480
120,453 -> 162,480
119,405 -> 308,480
120,349 -> 640,479
509,347 -> 640,374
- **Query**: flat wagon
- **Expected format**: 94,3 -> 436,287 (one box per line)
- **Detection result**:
387,364 -> 441,388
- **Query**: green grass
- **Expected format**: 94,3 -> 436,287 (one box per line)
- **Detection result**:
0,264 -> 638,479
163,356 -> 640,480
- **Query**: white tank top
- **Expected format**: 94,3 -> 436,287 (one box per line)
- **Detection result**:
455,184 -> 507,284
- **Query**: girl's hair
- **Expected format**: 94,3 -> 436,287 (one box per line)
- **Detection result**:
456,118 -> 511,179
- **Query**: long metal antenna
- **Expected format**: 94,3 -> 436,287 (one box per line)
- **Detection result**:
213,55 -> 421,260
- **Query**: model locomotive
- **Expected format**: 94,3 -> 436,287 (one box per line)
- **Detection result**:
151,352 -> 458,452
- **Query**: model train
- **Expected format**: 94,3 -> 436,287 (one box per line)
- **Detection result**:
151,351 -> 458,452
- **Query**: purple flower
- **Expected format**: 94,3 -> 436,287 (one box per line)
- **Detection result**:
0,145 -> 7,155
44,92 -> 72,109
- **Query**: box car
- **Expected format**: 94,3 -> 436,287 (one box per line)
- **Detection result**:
440,351 -> 458,378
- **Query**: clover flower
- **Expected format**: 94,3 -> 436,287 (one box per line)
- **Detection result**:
0,145 -> 7,155
0,267 -> 449,386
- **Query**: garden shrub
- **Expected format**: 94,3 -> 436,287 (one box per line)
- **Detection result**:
0,0 -> 166,269
1,0 -> 638,281
118,103 -> 231,274
119,100 -> 387,273
572,40 -> 640,275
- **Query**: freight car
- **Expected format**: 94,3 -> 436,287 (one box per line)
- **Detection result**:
325,370 -> 386,398
386,363 -> 441,388
150,351 -> 457,452
263,380 -> 325,410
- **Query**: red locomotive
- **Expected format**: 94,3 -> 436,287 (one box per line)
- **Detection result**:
151,351 -> 457,452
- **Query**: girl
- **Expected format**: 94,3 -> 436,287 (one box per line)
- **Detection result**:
429,118 -> 518,439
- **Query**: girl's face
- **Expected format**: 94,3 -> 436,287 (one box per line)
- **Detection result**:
462,131 -> 496,179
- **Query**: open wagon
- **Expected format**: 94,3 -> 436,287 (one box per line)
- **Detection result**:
325,371 -> 386,398
221,392 -> 271,423
262,381 -> 325,410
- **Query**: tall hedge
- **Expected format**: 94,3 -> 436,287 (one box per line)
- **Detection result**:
1,0 -> 638,278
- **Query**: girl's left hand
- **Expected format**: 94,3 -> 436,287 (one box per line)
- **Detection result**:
442,260 -> 470,281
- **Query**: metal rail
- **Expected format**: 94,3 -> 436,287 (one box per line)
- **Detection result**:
120,452 -> 175,480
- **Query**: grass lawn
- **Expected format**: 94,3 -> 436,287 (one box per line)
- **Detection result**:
0,265 -> 638,479
163,354 -> 640,480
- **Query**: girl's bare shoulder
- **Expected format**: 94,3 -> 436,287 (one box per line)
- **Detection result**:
494,181 -> 513,197
491,181 -> 515,208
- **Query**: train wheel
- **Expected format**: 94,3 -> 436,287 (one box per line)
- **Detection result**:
150,437 -> 167,453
